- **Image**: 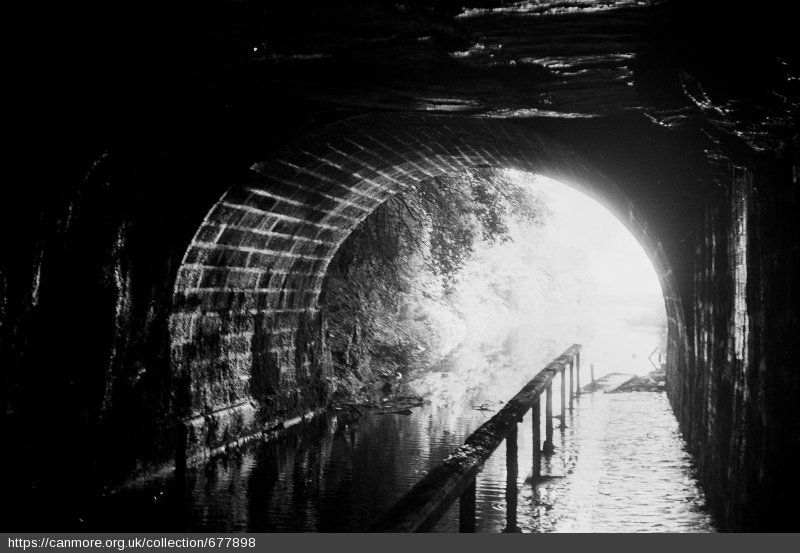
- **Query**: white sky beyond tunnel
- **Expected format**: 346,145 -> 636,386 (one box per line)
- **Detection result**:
507,170 -> 667,378
410,171 -> 668,403
512,168 -> 667,375
528,174 -> 663,300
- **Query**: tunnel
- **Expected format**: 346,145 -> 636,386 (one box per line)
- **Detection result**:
4,0 -> 799,533
169,114 -> 684,460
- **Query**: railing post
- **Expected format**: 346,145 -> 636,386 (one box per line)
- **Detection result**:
459,479 -> 476,533
575,352 -> 581,397
560,366 -> 566,424
532,399 -> 541,480
591,363 -> 595,384
372,345 -> 583,533
543,382 -> 554,454
569,360 -> 574,410
503,424 -> 520,532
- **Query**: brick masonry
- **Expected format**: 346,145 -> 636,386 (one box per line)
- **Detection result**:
169,113 -> 685,463
668,140 -> 800,530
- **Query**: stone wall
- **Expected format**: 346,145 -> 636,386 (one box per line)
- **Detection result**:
669,137 -> 800,530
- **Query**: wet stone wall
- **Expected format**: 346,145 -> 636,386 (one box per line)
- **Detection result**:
670,137 -> 800,530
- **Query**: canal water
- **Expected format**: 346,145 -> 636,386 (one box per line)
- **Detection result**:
93,376 -> 715,532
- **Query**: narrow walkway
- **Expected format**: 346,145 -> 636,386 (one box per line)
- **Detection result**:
513,376 -> 716,533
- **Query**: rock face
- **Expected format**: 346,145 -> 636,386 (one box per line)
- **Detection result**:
3,0 -> 799,530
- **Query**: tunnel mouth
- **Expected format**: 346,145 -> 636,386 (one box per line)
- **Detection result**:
167,113 -> 684,461
504,171 -> 669,381
317,167 -> 669,408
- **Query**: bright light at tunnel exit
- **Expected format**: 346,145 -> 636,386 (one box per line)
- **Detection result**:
409,169 -> 668,403
505,169 -> 668,378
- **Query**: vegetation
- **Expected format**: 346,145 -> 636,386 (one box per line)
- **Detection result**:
319,169 -> 548,402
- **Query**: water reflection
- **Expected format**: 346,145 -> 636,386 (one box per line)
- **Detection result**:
96,377 -> 714,533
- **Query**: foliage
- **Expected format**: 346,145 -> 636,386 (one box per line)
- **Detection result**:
320,169 -> 549,399
330,169 -> 547,293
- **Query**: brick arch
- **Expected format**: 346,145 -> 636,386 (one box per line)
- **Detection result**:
170,113 -> 685,460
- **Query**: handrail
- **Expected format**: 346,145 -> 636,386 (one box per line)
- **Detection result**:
372,344 -> 582,533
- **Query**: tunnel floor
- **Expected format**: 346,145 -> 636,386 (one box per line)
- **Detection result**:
89,374 -> 716,532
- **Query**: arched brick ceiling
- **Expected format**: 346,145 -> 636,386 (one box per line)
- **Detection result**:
172,114 -> 676,317
169,113 -> 686,429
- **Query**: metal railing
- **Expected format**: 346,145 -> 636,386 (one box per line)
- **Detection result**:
373,344 -> 583,532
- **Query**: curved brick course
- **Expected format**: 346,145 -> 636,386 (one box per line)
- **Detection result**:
169,113 -> 685,460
